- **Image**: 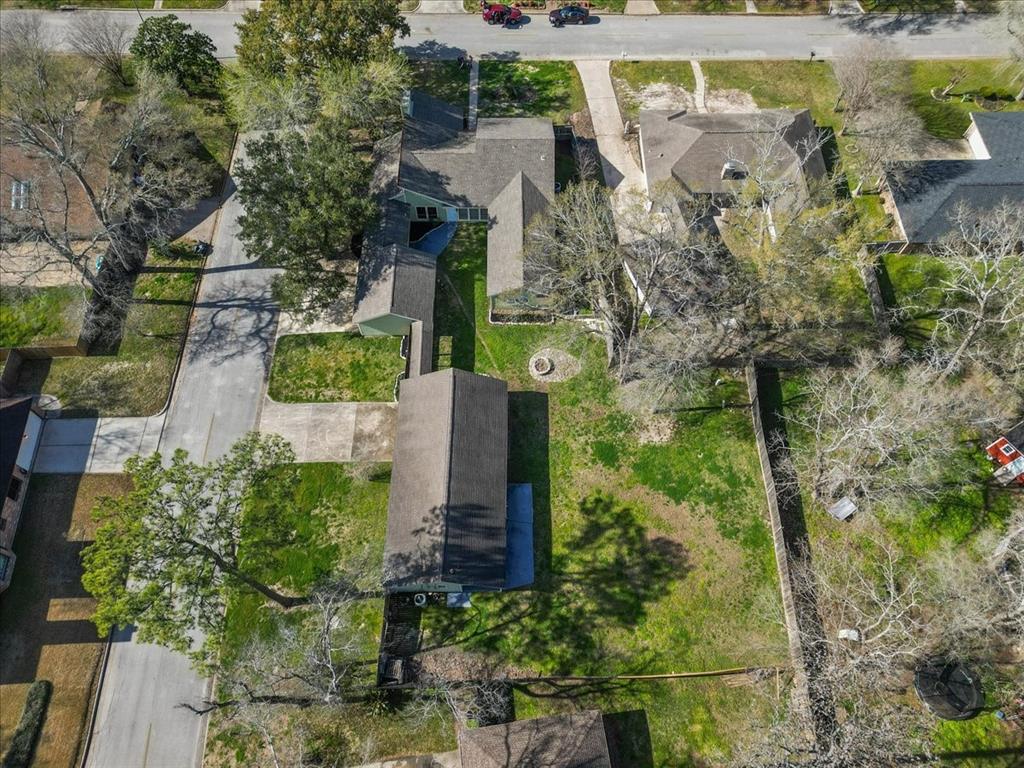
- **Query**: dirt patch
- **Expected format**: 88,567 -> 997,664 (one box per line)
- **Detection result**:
706,89 -> 759,113
635,412 -> 676,445
569,107 -> 596,140
528,347 -> 581,383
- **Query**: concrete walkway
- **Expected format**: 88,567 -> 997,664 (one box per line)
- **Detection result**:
259,400 -> 397,463
414,0 -> 468,12
746,0 -> 758,12
468,58 -> 480,130
574,60 -> 645,240
624,0 -> 660,13
690,60 -> 708,112
34,415 -> 164,474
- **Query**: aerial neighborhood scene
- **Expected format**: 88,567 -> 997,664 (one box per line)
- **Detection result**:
2,0 -> 1024,766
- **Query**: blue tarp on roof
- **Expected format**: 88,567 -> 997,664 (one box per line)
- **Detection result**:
410,221 -> 458,256
505,483 -> 534,589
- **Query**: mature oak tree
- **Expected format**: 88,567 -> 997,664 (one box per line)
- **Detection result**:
82,433 -> 307,669
130,14 -> 220,96
234,122 -> 377,317
235,0 -> 410,80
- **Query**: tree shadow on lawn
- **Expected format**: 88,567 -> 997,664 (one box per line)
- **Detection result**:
421,492 -> 690,675
509,391 -> 551,588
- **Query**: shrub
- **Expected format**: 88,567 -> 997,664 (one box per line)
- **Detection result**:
2,680 -> 53,768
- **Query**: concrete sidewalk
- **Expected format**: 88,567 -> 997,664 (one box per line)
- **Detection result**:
575,60 -> 646,240
34,415 -> 164,474
259,400 -> 397,463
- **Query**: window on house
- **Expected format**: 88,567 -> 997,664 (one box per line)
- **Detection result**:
469,208 -> 482,221
1002,444 -> 1016,457
427,206 -> 439,220
415,206 -> 428,220
6,477 -> 22,501
10,180 -> 30,210
458,208 -> 470,221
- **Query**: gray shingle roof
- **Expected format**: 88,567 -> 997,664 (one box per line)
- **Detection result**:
457,711 -> 612,768
353,243 -> 436,327
884,112 -> 1024,243
639,109 -> 826,205
399,106 -> 555,210
384,369 -> 509,590
486,172 -> 550,297
0,398 -> 33,496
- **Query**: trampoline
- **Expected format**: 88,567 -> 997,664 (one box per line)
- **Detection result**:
914,659 -> 985,721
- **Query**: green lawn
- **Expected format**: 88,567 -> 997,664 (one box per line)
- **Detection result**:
655,0 -> 746,11
424,224 -> 785,764
209,463 -> 457,766
899,60 -> 1024,140
0,0 -> 154,6
268,333 -> 405,403
409,60 -> 471,109
701,60 -> 840,129
755,0 -> 830,11
610,60 -> 697,122
0,285 -> 89,349
162,0 -> 226,8
478,61 -> 587,124
13,246 -> 204,417
859,0 -> 957,10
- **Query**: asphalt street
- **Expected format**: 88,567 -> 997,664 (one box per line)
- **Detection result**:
11,8 -> 1015,61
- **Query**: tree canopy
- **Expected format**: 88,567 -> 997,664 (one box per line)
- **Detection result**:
235,123 -> 377,316
235,0 -> 410,80
82,433 -> 303,669
130,14 -> 219,95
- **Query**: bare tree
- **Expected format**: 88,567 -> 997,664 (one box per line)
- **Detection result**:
927,201 -> 1024,383
785,341 -> 1009,514
65,12 -> 132,87
847,99 -> 926,196
832,39 -> 903,134
1,17 -> 211,298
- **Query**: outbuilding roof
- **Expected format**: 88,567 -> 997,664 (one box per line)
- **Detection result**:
884,112 -> 1024,243
352,242 -> 436,328
457,711 -> 612,768
384,368 -> 509,590
639,108 -> 826,207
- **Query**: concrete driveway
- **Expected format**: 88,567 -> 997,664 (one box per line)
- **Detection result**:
259,400 -> 398,463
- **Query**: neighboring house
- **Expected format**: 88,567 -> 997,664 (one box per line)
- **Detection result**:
985,421 -> 1024,487
382,367 -> 533,594
458,711 -> 613,768
882,112 -> 1024,250
638,108 -> 826,221
0,397 -> 44,591
355,90 -> 556,316
0,143 -> 103,239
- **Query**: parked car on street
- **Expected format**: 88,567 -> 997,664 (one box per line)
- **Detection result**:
482,2 -> 524,25
548,5 -> 589,26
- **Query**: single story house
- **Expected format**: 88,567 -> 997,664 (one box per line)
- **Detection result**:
0,397 -> 44,591
458,711 -> 613,768
358,90 -> 555,305
882,112 -> 1024,249
638,108 -> 827,221
382,367 -> 533,594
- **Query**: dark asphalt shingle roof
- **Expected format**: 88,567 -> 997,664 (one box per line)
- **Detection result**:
457,711 -> 612,768
352,242 -> 436,327
486,172 -> 550,297
384,369 -> 508,590
639,109 -> 826,207
885,112 -> 1024,243
0,398 -> 33,495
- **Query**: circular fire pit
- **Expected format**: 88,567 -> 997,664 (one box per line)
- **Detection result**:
532,356 -> 554,376
528,348 -> 581,383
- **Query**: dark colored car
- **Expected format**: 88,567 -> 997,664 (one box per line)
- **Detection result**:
482,3 -> 523,25
548,5 -> 589,26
